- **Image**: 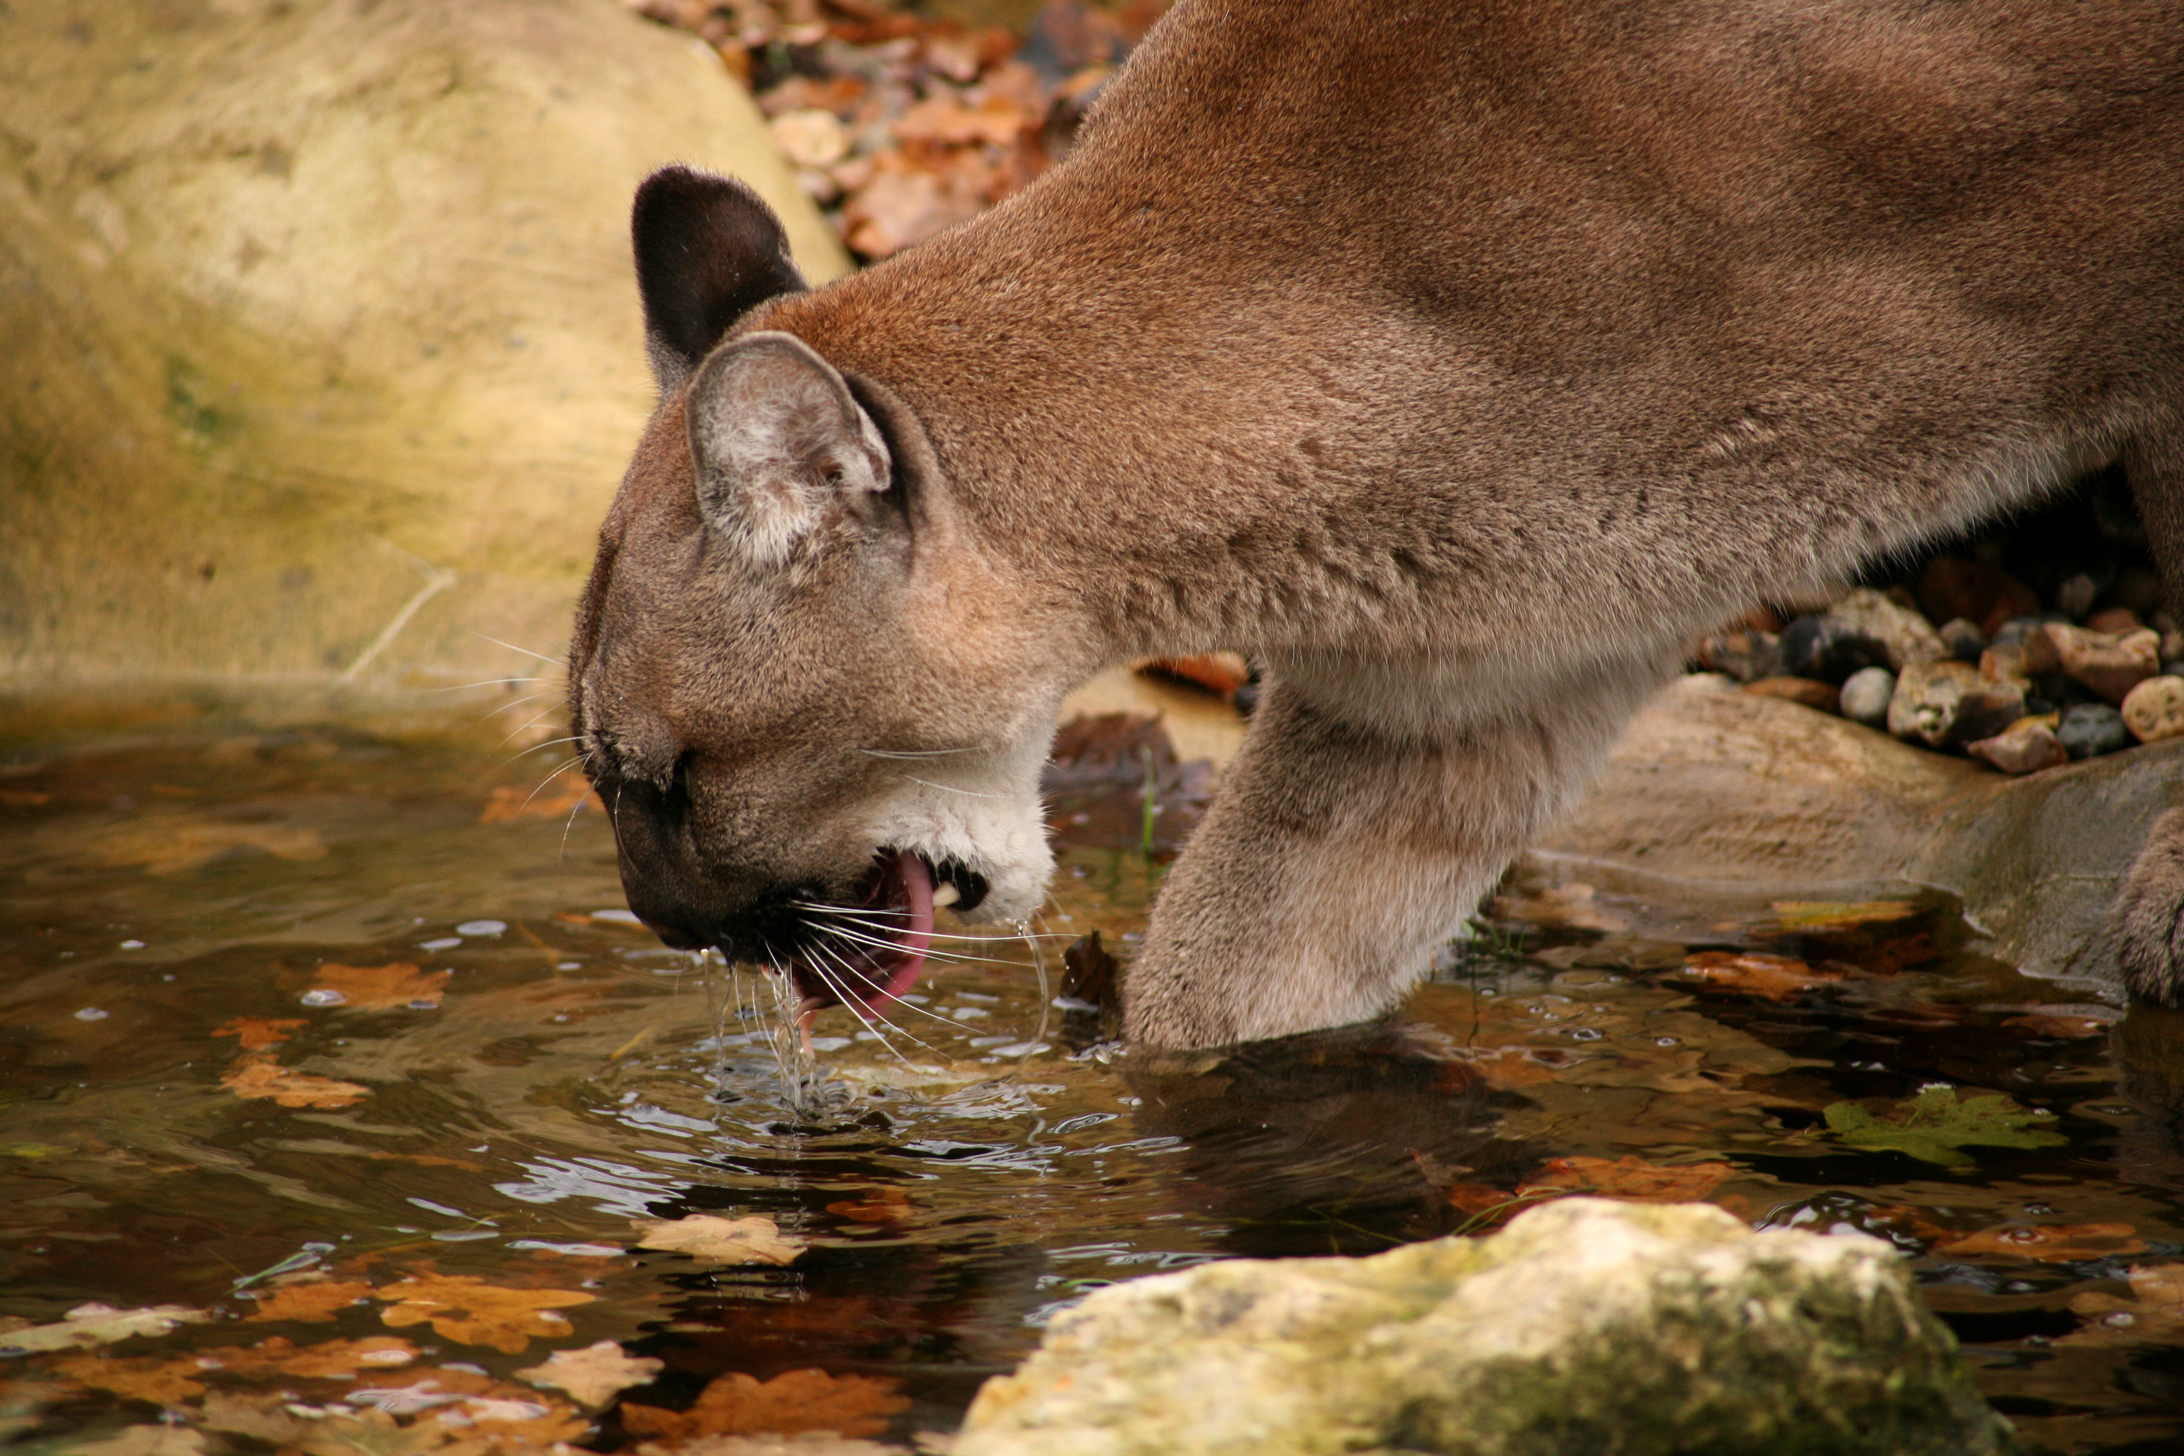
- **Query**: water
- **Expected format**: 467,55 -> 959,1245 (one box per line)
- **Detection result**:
2,722 -> 2182,1452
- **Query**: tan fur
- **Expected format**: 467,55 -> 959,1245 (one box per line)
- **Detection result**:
573,0 -> 2184,1048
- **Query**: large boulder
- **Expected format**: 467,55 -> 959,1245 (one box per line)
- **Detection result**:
954,1198 -> 2015,1456
0,0 -> 847,700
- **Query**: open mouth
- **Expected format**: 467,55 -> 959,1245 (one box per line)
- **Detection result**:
784,850 -> 935,1019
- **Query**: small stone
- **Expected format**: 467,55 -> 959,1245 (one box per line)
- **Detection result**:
2021,623 -> 2161,705
2056,571 -> 2101,620
1695,629 -> 1782,683
2122,675 -> 2184,745
1838,667 -> 1896,727
2057,703 -> 2131,760
2085,606 -> 2143,635
1967,718 -> 2068,775
1742,676 -> 1840,713
1778,614 -> 1890,685
1887,660 -> 2026,749
1917,556 -> 2041,636
1828,587 -> 1948,671
1978,641 -> 2028,689
1937,617 -> 1986,663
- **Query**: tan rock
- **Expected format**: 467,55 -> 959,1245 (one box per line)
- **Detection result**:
2123,675 -> 2184,745
1741,676 -> 1839,713
1978,640 -> 2030,689
1886,660 -> 2025,748
1828,587 -> 1947,670
1967,719 -> 2068,775
2021,624 -> 2161,704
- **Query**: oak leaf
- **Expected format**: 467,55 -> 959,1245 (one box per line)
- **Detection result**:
824,1189 -> 914,1225
1680,950 -> 1843,1002
55,1425 -> 208,1456
46,1352 -> 210,1404
1819,1087 -> 2066,1169
634,1215 -> 806,1266
620,1369 -> 909,1441
374,1274 -> 594,1353
245,1279 -> 376,1323
1936,1223 -> 2147,1263
479,774 -> 602,824
515,1339 -> 663,1407
1518,1155 -> 1739,1204
2062,1262 -> 2184,1345
200,1335 -> 419,1378
212,1016 -> 306,1049
0,1302 -> 212,1352
312,962 -> 451,1011
220,1049 -> 369,1109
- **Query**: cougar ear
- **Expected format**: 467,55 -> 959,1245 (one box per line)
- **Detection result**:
632,165 -> 808,395
686,331 -> 892,566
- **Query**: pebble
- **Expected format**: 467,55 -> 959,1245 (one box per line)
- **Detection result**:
2122,674 -> 2184,745
1742,676 -> 1839,713
1917,557 -> 2041,637
1779,614 -> 1891,684
1937,617 -> 1986,663
1886,660 -> 2026,748
1967,717 -> 2068,775
1839,667 -> 1897,727
2055,572 -> 2102,620
2022,623 -> 2160,705
1696,629 -> 1782,684
2057,703 -> 2131,760
1829,587 -> 1948,670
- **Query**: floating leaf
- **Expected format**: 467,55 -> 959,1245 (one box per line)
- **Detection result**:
1769,900 -> 1919,931
2062,1263 -> 2184,1345
212,1016 -> 306,1049
47,1352 -> 209,1403
86,817 -> 325,875
311,962 -> 450,1011
1936,1223 -> 2146,1263
1518,1155 -> 1739,1204
633,1215 -> 806,1266
0,1302 -> 212,1352
620,1369 -> 910,1442
245,1278 -> 376,1324
374,1274 -> 594,1354
825,1189 -> 914,1226
515,1340 -> 663,1408
220,1050 -> 369,1109
1681,951 -> 1843,1002
2000,1012 -> 2109,1039
55,1425 -> 208,1456
479,774 -> 602,824
1820,1086 -> 2067,1168
200,1335 -> 419,1379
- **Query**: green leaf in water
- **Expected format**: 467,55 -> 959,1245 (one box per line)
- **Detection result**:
1820,1086 -> 2066,1169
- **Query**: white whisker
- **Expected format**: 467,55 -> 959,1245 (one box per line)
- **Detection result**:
421,677 -> 547,693
857,746 -> 982,759
802,944 -> 931,1061
472,632 -> 566,667
806,921 -> 1006,967
896,774 -> 1010,799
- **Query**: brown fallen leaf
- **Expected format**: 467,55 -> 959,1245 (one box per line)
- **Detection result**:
479,774 -> 603,824
1769,900 -> 1920,931
634,1215 -> 807,1266
1680,950 -> 1844,1002
46,1352 -> 211,1404
1935,1223 -> 2147,1263
1518,1155 -> 1740,1204
197,1334 -> 419,1379
2062,1262 -> 2184,1345
57,1426 -> 208,1456
212,1016 -> 307,1049
375,1274 -> 595,1354
220,1049 -> 369,1109
244,1278 -> 376,1323
0,1302 -> 213,1352
2001,1013 -> 2110,1038
515,1339 -> 664,1408
825,1188 -> 915,1226
86,817 -> 326,875
311,962 -> 451,1011
621,1369 -> 910,1442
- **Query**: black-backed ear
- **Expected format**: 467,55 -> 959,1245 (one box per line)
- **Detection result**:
632,166 -> 809,396
686,331 -> 892,566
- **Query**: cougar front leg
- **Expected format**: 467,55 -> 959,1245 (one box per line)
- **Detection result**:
1121,663 -> 1654,1049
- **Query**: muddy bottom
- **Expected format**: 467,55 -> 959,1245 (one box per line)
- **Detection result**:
3,724 -> 2183,1454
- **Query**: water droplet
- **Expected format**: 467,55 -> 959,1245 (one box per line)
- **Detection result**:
74,1007 -> 110,1021
1568,1027 -> 1603,1041
301,988 -> 348,1007
455,919 -> 506,936
1655,1036 -> 1680,1046
418,937 -> 461,951
2103,1311 -> 2135,1327
119,939 -> 145,950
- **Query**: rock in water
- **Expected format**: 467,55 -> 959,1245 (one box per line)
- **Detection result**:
1838,666 -> 1897,727
954,1199 -> 2015,1456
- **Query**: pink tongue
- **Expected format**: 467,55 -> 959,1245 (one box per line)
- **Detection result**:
867,850 -> 933,1010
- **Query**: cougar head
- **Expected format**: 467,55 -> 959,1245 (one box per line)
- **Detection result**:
569,166 -> 1058,1017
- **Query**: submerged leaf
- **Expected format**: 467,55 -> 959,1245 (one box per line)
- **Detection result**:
1517,1155 -> 1740,1204
311,962 -> 451,1011
1936,1223 -> 2146,1262
1681,951 -> 1844,1002
620,1368 -> 909,1441
220,1050 -> 369,1109
212,1016 -> 307,1049
374,1274 -> 594,1354
0,1302 -> 213,1353
2062,1262 -> 2184,1345
514,1340 -> 664,1408
245,1280 -> 376,1323
633,1215 -> 806,1266
1820,1086 -> 2067,1168
1769,900 -> 1919,930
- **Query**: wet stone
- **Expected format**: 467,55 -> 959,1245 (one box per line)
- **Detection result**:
1779,614 -> 1891,685
1838,666 -> 1896,727
1886,660 -> 2026,749
2022,622 -> 2161,705
1937,617 -> 1987,663
1967,717 -> 2068,775
2122,674 -> 2184,745
2058,702 -> 2132,760
1741,676 -> 1839,713
1829,587 -> 1948,671
1696,629 -> 1782,684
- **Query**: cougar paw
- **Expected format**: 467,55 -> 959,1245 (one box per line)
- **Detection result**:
2119,807 -> 2184,1007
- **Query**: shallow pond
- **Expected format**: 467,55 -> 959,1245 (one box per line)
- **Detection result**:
3,717 -> 2183,1454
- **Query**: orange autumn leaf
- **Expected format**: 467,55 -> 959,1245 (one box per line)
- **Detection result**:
1935,1223 -> 2147,1263
1518,1155 -> 1739,1204
211,1016 -> 306,1050
46,1352 -> 208,1404
311,962 -> 450,1011
245,1280 -> 376,1323
621,1368 -> 910,1442
2001,1013 -> 2109,1038
220,1049 -> 369,1109
2063,1263 -> 2184,1345
197,1335 -> 418,1379
480,775 -> 602,824
825,1188 -> 915,1225
1438,1182 -> 1526,1216
374,1273 -> 594,1354
1680,950 -> 1844,1002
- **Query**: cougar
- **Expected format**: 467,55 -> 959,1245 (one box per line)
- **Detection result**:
570,0 -> 2184,1049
